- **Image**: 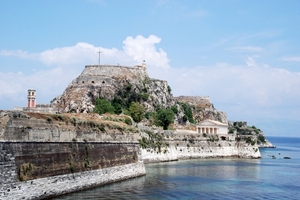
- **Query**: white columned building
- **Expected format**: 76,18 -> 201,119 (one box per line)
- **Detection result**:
196,120 -> 228,135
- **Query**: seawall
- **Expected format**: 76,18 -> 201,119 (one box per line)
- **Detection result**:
0,142 -> 145,199
139,127 -> 261,163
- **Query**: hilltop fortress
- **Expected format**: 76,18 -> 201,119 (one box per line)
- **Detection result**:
1,63 -> 270,199
50,63 -> 227,125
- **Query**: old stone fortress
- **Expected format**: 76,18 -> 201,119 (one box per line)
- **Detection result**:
14,61 -> 230,138
1,61 -> 264,199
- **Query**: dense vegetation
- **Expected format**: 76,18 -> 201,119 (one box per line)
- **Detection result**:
93,83 -> 195,130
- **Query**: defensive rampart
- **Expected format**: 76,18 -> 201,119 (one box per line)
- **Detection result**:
0,142 -> 145,199
0,111 -> 145,199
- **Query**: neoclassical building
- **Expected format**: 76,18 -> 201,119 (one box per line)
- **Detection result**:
196,120 -> 228,135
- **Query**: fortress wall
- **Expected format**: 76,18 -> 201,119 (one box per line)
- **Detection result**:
141,140 -> 261,163
0,142 -> 145,199
174,96 -> 212,108
2,117 -> 140,143
13,107 -> 59,114
0,143 -> 18,186
68,65 -> 148,88
81,65 -> 148,79
74,75 -> 113,86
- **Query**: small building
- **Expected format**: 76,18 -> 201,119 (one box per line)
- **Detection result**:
14,89 -> 59,114
196,120 -> 228,135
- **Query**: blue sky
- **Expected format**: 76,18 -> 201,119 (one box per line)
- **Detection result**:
1,0 -> 300,137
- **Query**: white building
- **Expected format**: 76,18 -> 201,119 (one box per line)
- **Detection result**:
196,120 -> 228,135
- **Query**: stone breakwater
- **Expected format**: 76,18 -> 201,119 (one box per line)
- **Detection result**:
0,142 -> 145,199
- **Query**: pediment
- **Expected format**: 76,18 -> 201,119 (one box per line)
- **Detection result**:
198,120 -> 227,127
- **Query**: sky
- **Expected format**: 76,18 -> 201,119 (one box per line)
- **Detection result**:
1,0 -> 300,137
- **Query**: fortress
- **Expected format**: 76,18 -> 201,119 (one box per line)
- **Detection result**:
74,62 -> 148,87
1,62 -> 267,199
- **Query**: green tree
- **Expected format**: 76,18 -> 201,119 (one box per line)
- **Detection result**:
128,102 -> 145,123
155,109 -> 174,130
93,98 -> 115,114
257,134 -> 266,143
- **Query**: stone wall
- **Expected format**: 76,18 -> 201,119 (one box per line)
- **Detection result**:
0,143 -> 17,185
139,128 -> 261,163
1,113 -> 139,143
0,142 -> 145,199
2,162 -> 145,200
13,107 -> 59,114
141,140 -> 261,163
174,96 -> 211,108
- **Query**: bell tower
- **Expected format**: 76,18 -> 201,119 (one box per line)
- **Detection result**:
27,89 -> 36,108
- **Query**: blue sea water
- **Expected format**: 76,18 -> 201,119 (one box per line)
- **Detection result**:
54,137 -> 300,199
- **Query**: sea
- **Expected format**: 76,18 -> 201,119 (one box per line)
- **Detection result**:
54,137 -> 300,200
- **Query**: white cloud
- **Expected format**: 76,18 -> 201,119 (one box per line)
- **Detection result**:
281,56 -> 300,62
123,35 -> 170,70
0,35 -> 170,69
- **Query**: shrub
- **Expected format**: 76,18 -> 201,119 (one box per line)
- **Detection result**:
140,92 -> 149,101
124,117 -> 132,125
238,122 -> 243,127
167,85 -> 172,93
171,105 -> 178,114
94,98 -> 115,115
129,102 -> 145,123
179,102 -> 194,123
145,112 -> 156,120
257,134 -> 266,143
229,128 -> 236,133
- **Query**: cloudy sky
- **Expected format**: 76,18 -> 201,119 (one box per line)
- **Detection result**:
1,0 -> 300,137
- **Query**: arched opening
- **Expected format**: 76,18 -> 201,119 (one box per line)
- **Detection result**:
102,81 -> 105,84
92,81 -> 95,84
